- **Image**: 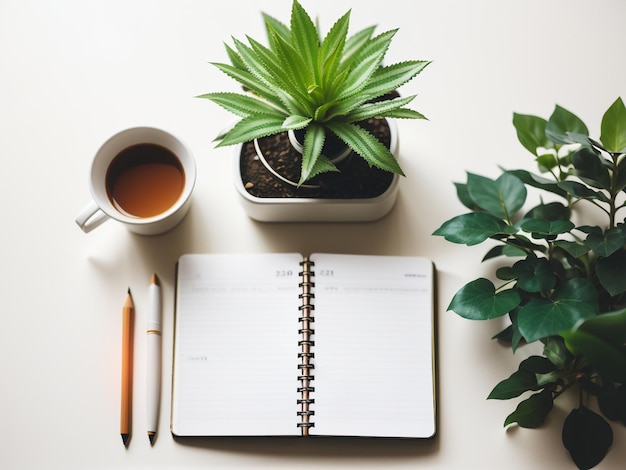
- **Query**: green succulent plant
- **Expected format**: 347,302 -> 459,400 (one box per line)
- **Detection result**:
434,97 -> 626,469
199,0 -> 429,185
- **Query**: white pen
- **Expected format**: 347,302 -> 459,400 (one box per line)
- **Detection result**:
147,273 -> 162,445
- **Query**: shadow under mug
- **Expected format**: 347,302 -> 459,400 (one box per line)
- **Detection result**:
76,127 -> 196,236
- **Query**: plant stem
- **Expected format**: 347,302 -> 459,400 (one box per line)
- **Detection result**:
609,153 -> 619,228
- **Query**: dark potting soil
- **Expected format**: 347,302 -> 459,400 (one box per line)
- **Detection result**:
239,117 -> 395,199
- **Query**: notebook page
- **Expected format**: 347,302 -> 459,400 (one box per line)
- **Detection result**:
310,254 -> 435,438
171,253 -> 302,437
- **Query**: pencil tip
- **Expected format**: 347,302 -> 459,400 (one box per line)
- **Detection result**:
127,287 -> 131,295
121,433 -> 130,447
150,273 -> 160,286
148,432 -> 156,445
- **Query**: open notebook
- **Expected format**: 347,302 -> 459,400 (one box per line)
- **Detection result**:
171,253 -> 437,438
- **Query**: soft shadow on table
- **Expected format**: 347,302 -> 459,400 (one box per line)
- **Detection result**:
244,189 -> 420,257
172,435 -> 439,461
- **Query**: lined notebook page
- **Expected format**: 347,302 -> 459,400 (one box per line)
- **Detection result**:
171,253 -> 302,437
310,254 -> 436,438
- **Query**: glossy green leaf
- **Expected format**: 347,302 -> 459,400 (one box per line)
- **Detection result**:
600,97 -> 626,153
553,240 -> 589,259
536,153 -> 558,172
519,219 -> 574,237
557,180 -> 610,202
492,324 -> 514,342
453,182 -> 475,210
562,406 -> 613,470
467,173 -> 526,219
505,234 -> 548,254
512,113 -> 552,156
544,337 -> 573,368
571,147 -> 611,189
576,225 -> 601,235
577,308 -> 626,349
495,266 -> 516,280
615,157 -> 626,191
488,369 -> 540,400
506,169 -> 568,198
484,245 -> 527,262
512,257 -> 556,292
598,384 -> 626,425
448,278 -> 521,320
510,311 -> 524,352
520,355 -> 556,374
545,104 -> 589,145
524,201 -> 570,222
504,389 -> 553,428
432,212 -> 517,246
517,278 -> 598,342
584,227 -> 626,257
596,249 -> 626,296
562,309 -> 626,383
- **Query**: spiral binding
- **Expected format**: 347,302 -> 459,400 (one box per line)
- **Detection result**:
297,257 -> 315,435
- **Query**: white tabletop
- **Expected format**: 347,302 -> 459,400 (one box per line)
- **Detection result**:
1,0 -> 625,468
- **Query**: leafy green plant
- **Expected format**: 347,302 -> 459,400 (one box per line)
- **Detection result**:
434,97 -> 626,469
199,0 -> 429,185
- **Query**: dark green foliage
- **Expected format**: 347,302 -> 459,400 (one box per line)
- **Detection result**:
434,98 -> 626,468
562,407 -> 613,470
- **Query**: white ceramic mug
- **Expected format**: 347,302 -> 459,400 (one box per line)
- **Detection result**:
75,127 -> 196,235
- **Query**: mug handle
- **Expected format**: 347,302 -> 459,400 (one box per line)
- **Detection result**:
75,200 -> 110,233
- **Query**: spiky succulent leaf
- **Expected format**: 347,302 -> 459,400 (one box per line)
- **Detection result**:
214,115 -> 287,147
303,155 -> 339,184
384,108 -> 427,120
210,62 -> 286,110
289,0 -> 319,81
198,92 -> 282,118
232,36 -> 280,90
244,35 -> 307,104
326,61 -> 430,121
341,25 -> 376,66
205,0 -> 428,183
224,43 -> 247,71
344,95 -> 417,122
282,115 -> 311,130
336,29 -> 397,101
298,123 -> 339,184
264,30 -> 313,108
327,121 -> 403,174
262,13 -> 291,46
319,12 -> 350,89
363,61 -> 431,99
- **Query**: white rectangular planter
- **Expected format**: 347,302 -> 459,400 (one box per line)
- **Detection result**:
232,119 -> 400,223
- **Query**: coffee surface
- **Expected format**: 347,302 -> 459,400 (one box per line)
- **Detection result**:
106,144 -> 184,218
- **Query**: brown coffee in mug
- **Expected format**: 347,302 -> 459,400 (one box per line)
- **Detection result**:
76,127 -> 195,235
105,143 -> 185,218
